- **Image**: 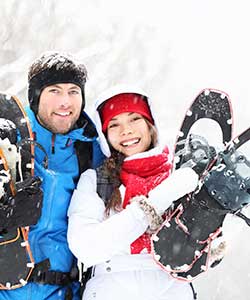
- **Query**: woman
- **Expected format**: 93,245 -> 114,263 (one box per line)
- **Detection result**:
67,85 -> 199,300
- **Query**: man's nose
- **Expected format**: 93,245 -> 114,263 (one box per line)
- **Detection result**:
59,93 -> 71,107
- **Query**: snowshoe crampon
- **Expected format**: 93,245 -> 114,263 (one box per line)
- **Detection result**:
0,93 -> 43,289
151,88 -> 237,281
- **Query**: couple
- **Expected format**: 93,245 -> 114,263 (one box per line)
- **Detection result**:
0,51 -> 200,300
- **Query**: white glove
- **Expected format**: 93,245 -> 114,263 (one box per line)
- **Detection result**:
147,167 -> 199,215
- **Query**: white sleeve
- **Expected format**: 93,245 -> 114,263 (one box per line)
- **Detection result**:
67,169 -> 149,268
147,167 -> 199,215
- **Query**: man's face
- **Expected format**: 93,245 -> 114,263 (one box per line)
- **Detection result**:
37,83 -> 82,134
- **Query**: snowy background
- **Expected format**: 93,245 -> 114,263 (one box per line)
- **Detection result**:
1,0 -> 250,299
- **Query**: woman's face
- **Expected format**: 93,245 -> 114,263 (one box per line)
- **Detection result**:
107,112 -> 152,157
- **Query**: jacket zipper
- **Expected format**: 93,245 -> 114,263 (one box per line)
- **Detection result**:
52,134 -> 55,154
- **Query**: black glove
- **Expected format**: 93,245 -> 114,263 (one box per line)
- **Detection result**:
0,176 -> 43,231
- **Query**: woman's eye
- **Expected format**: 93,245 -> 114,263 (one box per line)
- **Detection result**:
108,123 -> 118,129
131,116 -> 142,122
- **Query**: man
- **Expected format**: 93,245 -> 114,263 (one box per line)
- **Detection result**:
0,51 -> 103,300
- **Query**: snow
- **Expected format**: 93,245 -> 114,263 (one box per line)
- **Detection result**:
0,118 -> 16,131
1,0 -> 250,299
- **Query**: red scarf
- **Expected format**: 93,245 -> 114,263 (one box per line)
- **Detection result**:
120,147 -> 172,254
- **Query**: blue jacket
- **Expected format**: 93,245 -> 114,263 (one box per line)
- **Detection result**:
0,107 -> 103,300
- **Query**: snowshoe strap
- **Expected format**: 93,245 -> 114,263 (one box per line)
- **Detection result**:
204,148 -> 250,211
190,282 -> 198,299
175,134 -> 217,176
79,266 -> 92,297
235,211 -> 250,226
17,138 -> 48,169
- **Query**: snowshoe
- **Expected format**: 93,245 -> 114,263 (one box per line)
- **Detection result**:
151,88 -> 235,281
0,93 -> 43,289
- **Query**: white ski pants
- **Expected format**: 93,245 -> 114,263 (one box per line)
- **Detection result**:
82,254 -> 194,300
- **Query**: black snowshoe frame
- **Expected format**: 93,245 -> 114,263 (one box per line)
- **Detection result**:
151,88 -> 245,281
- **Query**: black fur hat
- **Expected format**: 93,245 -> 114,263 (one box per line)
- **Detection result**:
28,51 -> 87,115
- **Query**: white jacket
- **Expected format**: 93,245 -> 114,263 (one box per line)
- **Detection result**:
68,84 -> 158,268
67,166 -> 150,268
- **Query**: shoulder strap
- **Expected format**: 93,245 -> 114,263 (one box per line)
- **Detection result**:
75,141 -> 93,175
96,165 -> 115,206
